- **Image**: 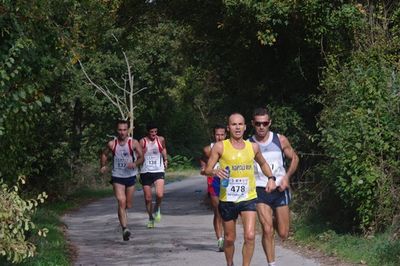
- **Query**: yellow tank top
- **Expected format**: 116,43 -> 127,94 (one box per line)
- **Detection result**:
219,139 -> 257,202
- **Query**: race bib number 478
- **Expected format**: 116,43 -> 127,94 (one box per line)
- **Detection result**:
226,177 -> 249,202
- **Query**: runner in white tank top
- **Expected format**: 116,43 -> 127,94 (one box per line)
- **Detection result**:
250,107 -> 299,266
139,123 -> 168,228
100,120 -> 144,241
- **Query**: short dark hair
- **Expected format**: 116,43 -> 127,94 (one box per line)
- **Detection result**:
213,124 -> 226,134
252,107 -> 270,118
146,122 -> 158,131
116,119 -> 129,128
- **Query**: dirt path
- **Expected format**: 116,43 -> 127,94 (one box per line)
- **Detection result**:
62,175 -> 321,266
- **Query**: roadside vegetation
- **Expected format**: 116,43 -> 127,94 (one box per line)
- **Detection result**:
291,216 -> 400,266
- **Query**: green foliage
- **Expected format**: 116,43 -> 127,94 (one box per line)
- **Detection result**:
292,217 -> 400,266
265,103 -> 311,152
0,176 -> 48,263
168,154 -> 194,170
318,49 -> 400,232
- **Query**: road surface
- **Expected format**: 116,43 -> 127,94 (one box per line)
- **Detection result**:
62,175 -> 320,266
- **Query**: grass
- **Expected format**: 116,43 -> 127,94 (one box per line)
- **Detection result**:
1,168 -> 197,265
291,218 -> 400,266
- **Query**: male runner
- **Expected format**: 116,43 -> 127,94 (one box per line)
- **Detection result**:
204,113 -> 275,266
100,119 -> 144,241
200,124 -> 227,251
140,122 -> 168,228
249,107 -> 299,266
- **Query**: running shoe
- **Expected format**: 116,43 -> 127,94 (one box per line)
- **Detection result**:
217,237 -> 224,252
154,209 -> 162,222
122,228 -> 131,241
147,219 -> 155,228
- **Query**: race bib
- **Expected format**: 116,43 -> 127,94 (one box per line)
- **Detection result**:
116,158 -> 128,169
226,177 -> 249,202
145,155 -> 158,170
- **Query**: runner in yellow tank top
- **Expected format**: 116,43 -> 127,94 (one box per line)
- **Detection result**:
204,113 -> 276,266
219,139 -> 257,202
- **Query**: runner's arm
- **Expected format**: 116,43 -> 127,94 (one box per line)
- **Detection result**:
160,136 -> 168,169
200,145 -> 211,175
204,142 -> 227,178
278,134 -> 299,191
100,141 -> 113,173
130,139 -> 144,168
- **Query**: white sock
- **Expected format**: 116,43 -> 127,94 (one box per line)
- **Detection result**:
268,262 -> 276,266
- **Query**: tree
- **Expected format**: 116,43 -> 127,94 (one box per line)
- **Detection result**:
78,34 -> 147,135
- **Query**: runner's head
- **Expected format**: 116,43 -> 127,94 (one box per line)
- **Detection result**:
213,124 -> 227,142
146,122 -> 158,140
116,119 -> 129,140
227,112 -> 246,140
252,107 -> 271,137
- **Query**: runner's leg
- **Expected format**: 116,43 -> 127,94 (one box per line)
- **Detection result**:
210,195 -> 223,240
125,184 -> 135,209
275,205 -> 290,241
240,211 -> 256,266
154,178 -> 164,212
256,203 -> 275,263
223,220 -> 236,266
143,185 -> 154,220
113,183 -> 128,227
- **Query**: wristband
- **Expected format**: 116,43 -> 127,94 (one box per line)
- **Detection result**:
267,176 -> 276,181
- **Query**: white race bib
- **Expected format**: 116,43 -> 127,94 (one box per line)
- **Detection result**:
226,177 -> 249,202
145,156 -> 158,170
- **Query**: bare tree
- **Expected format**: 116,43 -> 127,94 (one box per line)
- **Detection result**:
78,36 -> 147,135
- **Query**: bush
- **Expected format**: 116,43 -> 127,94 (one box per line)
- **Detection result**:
0,176 -> 48,263
318,50 -> 400,232
168,154 -> 194,170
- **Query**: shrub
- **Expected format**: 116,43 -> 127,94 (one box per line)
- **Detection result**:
168,154 -> 194,170
0,176 -> 48,263
318,50 -> 400,232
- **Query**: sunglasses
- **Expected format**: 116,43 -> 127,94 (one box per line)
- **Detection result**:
254,121 -> 270,127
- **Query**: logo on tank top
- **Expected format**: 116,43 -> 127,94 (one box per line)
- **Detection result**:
231,164 -> 252,171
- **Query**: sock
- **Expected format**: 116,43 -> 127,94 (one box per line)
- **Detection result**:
268,262 -> 276,266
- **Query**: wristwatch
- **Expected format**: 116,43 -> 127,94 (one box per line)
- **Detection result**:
267,176 -> 276,181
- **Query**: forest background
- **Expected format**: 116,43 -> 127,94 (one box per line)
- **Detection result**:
1,0 -> 399,265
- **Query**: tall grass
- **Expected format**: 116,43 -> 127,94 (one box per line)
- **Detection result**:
292,218 -> 400,266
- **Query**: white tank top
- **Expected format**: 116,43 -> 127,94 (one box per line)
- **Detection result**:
111,138 -> 138,178
249,132 -> 286,187
140,137 -> 165,173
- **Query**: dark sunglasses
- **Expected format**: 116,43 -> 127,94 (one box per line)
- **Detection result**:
254,121 -> 270,127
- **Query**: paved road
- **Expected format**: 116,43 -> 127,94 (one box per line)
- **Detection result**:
63,175 -> 320,266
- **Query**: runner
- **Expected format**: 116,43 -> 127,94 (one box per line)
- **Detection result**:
100,119 -> 144,241
139,122 -> 168,228
200,124 -> 227,252
249,107 -> 299,266
204,113 -> 276,266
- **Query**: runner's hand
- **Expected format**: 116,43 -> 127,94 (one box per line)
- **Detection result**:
265,179 -> 277,193
100,166 -> 108,174
126,162 -> 136,169
214,168 -> 228,179
278,176 -> 289,192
